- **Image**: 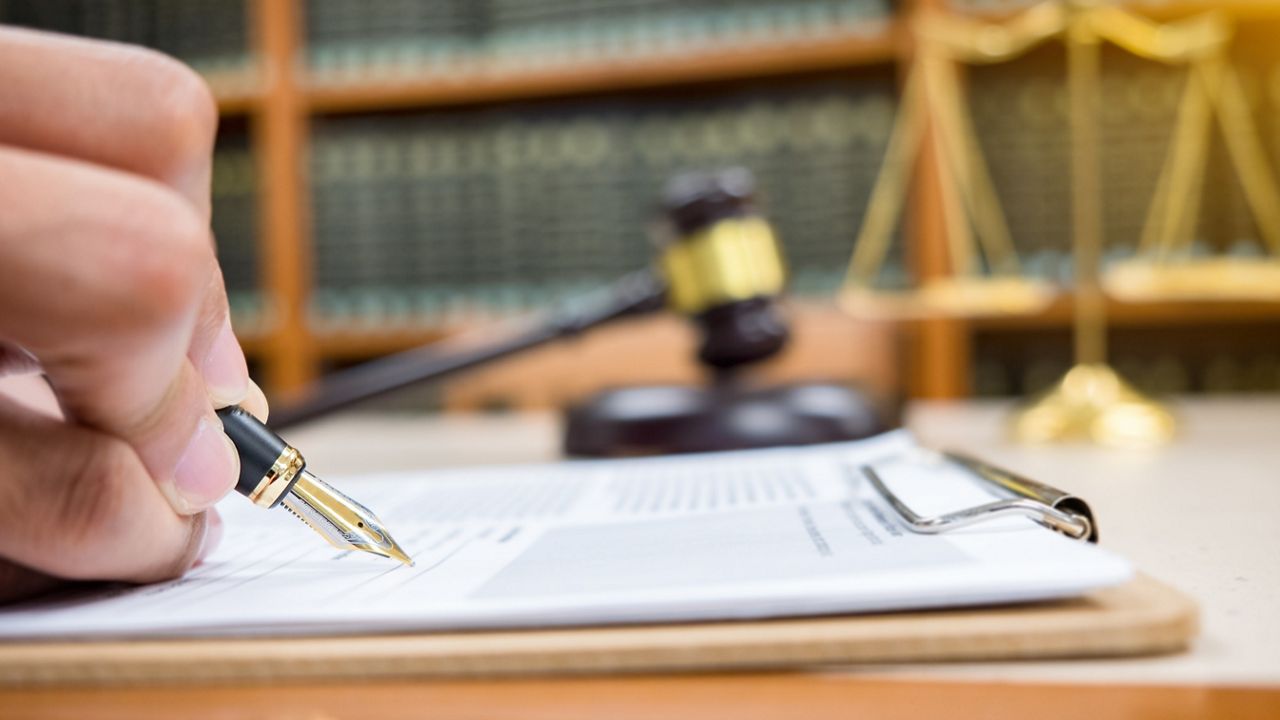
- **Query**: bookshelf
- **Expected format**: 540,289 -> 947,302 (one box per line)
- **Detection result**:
242,0 -> 1280,399
305,26 -> 901,114
226,0 -> 919,400
970,296 -> 1280,331
207,73 -> 261,115
21,0 -> 1280,401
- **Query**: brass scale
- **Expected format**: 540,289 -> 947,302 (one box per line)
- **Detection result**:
839,0 -> 1280,447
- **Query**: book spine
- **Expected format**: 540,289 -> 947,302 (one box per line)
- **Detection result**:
0,1 -> 250,78
211,132 -> 262,334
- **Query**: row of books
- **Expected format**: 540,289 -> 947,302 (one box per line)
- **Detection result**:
0,0 -> 889,87
305,0 -> 891,80
210,50 -> 1276,329
0,0 -> 250,77
304,76 -> 899,327
974,351 -> 1280,397
973,322 -> 1280,397
210,130 -> 265,333
970,39 -> 1273,276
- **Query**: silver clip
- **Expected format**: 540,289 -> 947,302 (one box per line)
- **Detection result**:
861,451 -> 1097,543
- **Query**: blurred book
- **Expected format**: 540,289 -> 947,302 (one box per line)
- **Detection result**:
307,75 -> 899,329
973,323 -> 1280,397
211,123 -> 265,336
0,0 -> 252,82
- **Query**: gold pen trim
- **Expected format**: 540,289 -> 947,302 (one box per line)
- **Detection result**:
247,446 -> 305,508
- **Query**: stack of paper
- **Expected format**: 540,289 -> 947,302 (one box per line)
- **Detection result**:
0,431 -> 1131,638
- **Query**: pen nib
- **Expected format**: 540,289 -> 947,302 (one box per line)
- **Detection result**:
280,470 -> 414,567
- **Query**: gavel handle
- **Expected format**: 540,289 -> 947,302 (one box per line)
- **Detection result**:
267,271 -> 668,431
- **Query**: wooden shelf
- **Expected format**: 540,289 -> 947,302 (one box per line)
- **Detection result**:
312,327 -> 457,360
306,24 -> 899,114
970,297 -> 1280,331
214,88 -> 260,115
243,296 -> 1280,361
205,70 -> 262,115
235,331 -> 272,358
239,326 -> 451,360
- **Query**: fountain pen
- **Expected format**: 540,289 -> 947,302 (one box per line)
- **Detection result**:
215,406 -> 414,566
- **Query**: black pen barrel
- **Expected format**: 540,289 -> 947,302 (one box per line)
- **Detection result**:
217,406 -> 305,508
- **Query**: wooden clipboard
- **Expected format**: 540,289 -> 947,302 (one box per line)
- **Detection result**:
0,574 -> 1196,687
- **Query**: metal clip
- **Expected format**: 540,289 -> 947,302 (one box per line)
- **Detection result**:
861,451 -> 1097,543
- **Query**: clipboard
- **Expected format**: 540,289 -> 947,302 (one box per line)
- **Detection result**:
0,575 -> 1196,686
0,453 -> 1198,687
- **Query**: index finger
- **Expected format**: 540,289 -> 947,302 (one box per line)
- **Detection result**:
0,146 -> 239,514
0,26 -> 216,219
0,27 -> 258,409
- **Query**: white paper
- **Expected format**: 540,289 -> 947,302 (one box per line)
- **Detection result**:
0,431 -> 1131,638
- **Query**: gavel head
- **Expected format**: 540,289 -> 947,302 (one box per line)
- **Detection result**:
656,168 -> 790,370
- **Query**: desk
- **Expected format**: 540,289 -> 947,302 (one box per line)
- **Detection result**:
5,398 -> 1280,718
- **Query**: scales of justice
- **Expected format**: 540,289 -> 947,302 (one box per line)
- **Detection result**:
839,0 -> 1280,447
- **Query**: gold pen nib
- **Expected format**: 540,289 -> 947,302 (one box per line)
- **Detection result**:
279,470 -> 414,567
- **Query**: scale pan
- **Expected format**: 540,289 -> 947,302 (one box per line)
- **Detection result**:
1104,258 -> 1280,302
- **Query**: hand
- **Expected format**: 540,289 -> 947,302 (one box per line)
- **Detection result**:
0,27 -> 268,603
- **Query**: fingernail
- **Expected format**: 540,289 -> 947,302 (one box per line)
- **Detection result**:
202,318 -> 249,407
170,416 -> 240,514
240,380 -> 270,423
196,509 -> 225,566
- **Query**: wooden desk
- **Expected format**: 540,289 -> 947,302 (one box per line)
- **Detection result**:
5,398 -> 1280,718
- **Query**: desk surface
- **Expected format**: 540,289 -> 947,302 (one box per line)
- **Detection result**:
6,397 -> 1280,717
285,396 -> 1280,688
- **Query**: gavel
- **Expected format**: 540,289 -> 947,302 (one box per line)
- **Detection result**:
270,168 -> 885,456
658,167 -> 789,370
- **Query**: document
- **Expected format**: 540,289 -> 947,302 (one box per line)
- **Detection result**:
0,431 -> 1131,638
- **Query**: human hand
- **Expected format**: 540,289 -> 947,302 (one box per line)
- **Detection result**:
0,27 -> 268,602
